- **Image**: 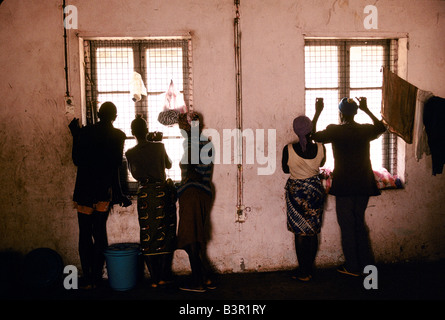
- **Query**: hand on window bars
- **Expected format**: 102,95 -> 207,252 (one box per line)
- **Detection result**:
315,98 -> 324,114
355,97 -> 369,112
312,98 -> 324,134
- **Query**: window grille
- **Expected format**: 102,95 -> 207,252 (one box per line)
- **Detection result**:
304,39 -> 398,174
83,38 -> 192,190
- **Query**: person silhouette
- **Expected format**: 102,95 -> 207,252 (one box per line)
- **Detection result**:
312,97 -> 386,276
125,115 -> 176,288
69,101 -> 131,289
176,112 -> 215,292
282,98 -> 326,281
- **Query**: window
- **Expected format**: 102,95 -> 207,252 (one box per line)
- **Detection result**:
304,39 -> 398,174
83,38 -> 192,191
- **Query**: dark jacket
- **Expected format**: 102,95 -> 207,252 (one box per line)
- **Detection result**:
71,121 -> 126,207
312,121 -> 386,196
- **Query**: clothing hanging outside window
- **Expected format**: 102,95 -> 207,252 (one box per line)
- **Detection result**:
382,67 -> 418,144
423,96 -> 445,175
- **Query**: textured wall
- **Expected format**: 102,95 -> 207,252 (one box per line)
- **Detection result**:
0,0 -> 444,275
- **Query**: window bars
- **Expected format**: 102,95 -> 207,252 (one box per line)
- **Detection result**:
304,39 -> 398,174
84,39 -> 192,184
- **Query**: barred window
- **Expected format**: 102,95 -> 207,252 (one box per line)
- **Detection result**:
83,38 -> 192,191
304,39 -> 398,174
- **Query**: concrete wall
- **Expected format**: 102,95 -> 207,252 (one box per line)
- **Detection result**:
1,0 -> 444,274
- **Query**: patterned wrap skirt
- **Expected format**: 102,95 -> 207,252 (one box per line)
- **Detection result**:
137,179 -> 177,255
285,175 -> 325,235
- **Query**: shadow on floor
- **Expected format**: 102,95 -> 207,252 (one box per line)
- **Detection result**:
3,259 -> 444,302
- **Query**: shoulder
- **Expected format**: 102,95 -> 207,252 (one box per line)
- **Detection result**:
125,146 -> 137,158
283,143 -> 292,150
326,124 -> 340,131
80,124 -> 94,135
113,128 -> 126,139
312,124 -> 339,142
148,141 -> 168,153
357,123 -> 374,129
316,124 -> 339,134
149,141 -> 166,148
357,122 -> 386,134
282,144 -> 292,155
125,145 -> 136,154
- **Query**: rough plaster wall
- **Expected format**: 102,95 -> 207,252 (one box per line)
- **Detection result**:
0,0 -> 79,265
0,0 -> 444,275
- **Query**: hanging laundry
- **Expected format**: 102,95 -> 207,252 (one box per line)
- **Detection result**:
382,67 -> 418,144
157,80 -> 188,126
162,79 -> 187,112
423,96 -> 445,175
413,89 -> 434,161
130,71 -> 147,102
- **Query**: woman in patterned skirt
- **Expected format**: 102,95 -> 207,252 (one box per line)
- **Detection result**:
125,115 -> 177,287
282,99 -> 326,281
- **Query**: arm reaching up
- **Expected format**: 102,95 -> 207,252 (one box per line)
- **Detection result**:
312,98 -> 324,133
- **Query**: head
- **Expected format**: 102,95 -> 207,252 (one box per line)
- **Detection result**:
131,115 -> 148,140
98,102 -> 117,122
338,97 -> 358,123
293,115 -> 313,152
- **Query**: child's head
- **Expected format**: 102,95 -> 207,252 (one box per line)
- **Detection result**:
131,115 -> 148,139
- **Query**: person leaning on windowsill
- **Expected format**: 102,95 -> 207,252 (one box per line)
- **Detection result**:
125,115 -> 177,288
69,102 -> 132,290
311,97 -> 386,276
282,98 -> 327,282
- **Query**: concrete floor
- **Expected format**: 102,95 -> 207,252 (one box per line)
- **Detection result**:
1,260 -> 443,318
3,259 -> 444,303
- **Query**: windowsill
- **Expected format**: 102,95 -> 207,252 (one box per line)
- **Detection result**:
320,167 -> 404,193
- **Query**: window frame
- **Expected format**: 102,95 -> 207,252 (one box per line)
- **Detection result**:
304,38 -> 398,175
83,38 -> 192,194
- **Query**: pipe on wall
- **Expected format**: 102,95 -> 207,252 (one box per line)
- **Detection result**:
234,0 -> 245,223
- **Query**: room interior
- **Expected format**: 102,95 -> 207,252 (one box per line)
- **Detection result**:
0,0 -> 444,301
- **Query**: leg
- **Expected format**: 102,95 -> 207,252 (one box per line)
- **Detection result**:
77,212 -> 94,286
294,234 -> 308,277
353,196 -> 374,269
91,210 -> 109,285
294,234 -> 318,280
307,233 -> 319,276
184,242 -> 205,289
159,253 -> 174,283
335,196 -> 360,272
144,255 -> 161,286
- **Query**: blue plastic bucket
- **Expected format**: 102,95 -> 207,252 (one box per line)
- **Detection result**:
104,243 -> 140,291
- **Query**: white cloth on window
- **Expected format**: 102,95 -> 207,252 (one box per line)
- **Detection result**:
130,72 -> 147,102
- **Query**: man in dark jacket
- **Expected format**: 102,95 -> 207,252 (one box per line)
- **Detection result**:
69,101 -> 131,289
312,97 -> 386,276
